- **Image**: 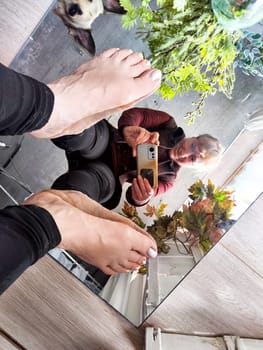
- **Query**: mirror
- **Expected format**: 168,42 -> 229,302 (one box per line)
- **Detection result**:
4,8 -> 263,326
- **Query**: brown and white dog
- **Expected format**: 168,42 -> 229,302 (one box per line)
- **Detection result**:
54,0 -> 126,55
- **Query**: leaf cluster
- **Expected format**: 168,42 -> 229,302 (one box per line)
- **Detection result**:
235,31 -> 263,78
120,0 -> 240,124
188,178 -> 235,220
121,201 -> 146,228
121,180 -> 235,256
178,179 -> 235,249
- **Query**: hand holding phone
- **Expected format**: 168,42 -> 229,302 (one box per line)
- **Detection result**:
123,126 -> 160,157
136,144 -> 158,189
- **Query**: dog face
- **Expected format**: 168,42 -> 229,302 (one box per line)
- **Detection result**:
54,0 -> 104,30
54,0 -> 125,55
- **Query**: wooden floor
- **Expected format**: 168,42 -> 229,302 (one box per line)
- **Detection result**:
0,0 -> 53,65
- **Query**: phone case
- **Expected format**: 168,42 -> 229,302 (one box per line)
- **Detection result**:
136,144 -> 158,189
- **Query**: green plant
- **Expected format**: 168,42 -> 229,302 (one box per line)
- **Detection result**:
235,31 -> 263,78
120,0 -> 240,124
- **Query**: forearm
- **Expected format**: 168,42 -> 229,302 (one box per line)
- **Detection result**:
0,205 -> 61,294
118,107 -> 175,132
0,64 -> 54,135
126,178 -> 175,207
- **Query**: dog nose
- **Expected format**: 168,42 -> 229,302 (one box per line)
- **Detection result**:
68,3 -> 83,16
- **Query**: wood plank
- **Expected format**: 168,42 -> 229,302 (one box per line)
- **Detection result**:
219,195 -> 263,277
0,256 -> 144,350
0,1 -> 53,65
143,194 -> 263,338
0,331 -> 24,350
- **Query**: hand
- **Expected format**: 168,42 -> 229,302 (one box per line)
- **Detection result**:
123,126 -> 159,156
131,175 -> 154,205
23,189 -> 157,274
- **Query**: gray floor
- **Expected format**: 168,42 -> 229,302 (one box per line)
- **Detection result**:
2,9 -> 262,209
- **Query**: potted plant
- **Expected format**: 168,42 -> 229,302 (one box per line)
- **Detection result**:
121,179 -> 235,255
235,31 -> 263,78
120,0 -> 240,124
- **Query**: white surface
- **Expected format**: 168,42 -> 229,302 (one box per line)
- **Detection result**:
226,142 -> 263,220
237,338 -> 263,350
100,271 -> 146,326
145,330 -> 227,350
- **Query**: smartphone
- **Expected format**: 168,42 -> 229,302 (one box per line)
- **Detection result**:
136,144 -> 158,189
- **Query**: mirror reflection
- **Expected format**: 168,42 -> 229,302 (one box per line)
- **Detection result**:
1,7 -> 262,326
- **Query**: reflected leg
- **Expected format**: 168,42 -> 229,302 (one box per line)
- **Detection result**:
51,119 -> 110,160
52,161 -> 116,204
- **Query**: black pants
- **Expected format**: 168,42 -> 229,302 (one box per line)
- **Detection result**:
51,120 -> 120,286
51,120 -> 121,209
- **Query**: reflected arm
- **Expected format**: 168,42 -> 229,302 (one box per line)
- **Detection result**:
118,107 -> 177,133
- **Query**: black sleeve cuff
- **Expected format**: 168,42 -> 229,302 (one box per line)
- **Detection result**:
126,186 -> 150,207
0,205 -> 61,294
0,64 -> 54,135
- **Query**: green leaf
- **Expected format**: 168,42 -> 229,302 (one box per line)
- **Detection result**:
121,11 -> 137,29
159,82 -> 176,99
119,0 -> 135,12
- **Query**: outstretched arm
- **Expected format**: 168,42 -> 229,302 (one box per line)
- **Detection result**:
118,107 -> 177,156
118,107 -> 176,131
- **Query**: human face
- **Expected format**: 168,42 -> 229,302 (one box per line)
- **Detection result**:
170,137 -> 204,166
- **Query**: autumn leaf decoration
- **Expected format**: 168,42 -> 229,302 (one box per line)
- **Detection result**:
121,201 -> 146,228
121,179 -> 235,256
177,179 -> 235,251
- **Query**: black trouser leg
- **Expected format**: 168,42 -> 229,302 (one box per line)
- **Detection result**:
52,161 -> 116,204
51,120 -> 110,159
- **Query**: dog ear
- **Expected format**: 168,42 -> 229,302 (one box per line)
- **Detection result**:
69,28 -> 96,56
103,0 -> 126,14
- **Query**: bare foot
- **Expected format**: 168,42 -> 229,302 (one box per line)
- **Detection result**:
23,190 -> 157,274
31,48 -> 162,138
53,104 -> 130,136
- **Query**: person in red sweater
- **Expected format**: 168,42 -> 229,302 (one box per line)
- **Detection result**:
52,107 -> 223,208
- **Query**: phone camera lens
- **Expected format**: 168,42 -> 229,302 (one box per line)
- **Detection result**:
149,147 -> 154,152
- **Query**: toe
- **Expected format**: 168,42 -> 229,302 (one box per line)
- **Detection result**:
131,232 -> 157,259
132,68 -> 162,101
128,251 -> 146,265
124,51 -> 144,66
129,59 -> 152,78
100,48 -> 120,58
112,48 -> 134,61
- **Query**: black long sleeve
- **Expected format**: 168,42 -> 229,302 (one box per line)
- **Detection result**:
0,63 -> 54,134
0,205 -> 61,294
0,65 -> 60,293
